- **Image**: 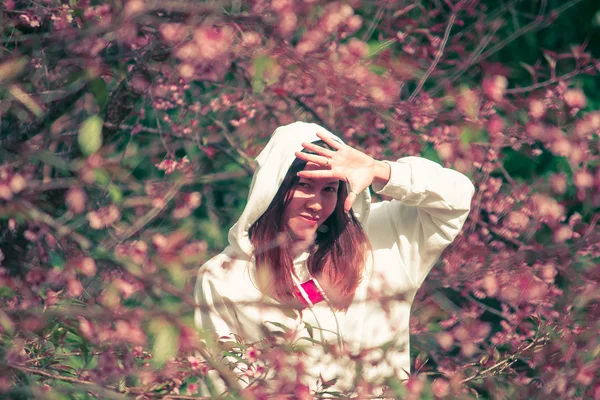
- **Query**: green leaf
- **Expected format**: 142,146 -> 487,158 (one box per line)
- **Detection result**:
0,286 -> 15,298
460,126 -> 483,146
593,10 -> 600,27
420,143 -> 442,164
368,65 -> 387,75
90,78 -> 108,109
49,252 -> 65,269
108,184 -> 123,204
385,377 -> 407,398
150,318 -> 179,367
32,150 -> 72,172
367,39 -> 395,58
66,355 -> 86,370
252,55 -> 274,94
0,310 -> 14,335
78,115 -> 104,156
305,322 -> 314,339
265,321 -> 291,333
0,57 -> 29,83
93,168 -> 111,186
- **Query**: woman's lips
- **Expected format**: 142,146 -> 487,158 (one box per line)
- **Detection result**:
299,215 -> 318,225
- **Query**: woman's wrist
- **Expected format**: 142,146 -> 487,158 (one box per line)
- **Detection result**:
372,160 -> 391,187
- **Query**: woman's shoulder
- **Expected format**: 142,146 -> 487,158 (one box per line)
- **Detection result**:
197,247 -> 261,296
199,247 -> 248,274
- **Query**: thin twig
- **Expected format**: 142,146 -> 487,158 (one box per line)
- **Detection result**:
291,95 -> 333,133
8,363 -> 214,399
106,178 -> 184,248
467,295 -> 505,318
496,162 -> 517,186
432,0 -> 583,95
15,201 -> 92,249
505,66 -> 594,94
478,0 -> 583,62
362,6 -> 384,42
210,118 -> 256,173
408,13 -> 456,102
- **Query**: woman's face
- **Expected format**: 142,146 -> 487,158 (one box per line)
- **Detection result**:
283,162 -> 339,243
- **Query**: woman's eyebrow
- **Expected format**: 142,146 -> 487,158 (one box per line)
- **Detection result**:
301,177 -> 339,185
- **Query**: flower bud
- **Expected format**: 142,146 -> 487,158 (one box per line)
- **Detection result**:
9,174 -> 26,193
78,257 -> 97,277
66,187 -> 87,214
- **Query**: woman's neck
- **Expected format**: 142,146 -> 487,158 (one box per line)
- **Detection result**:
285,231 -> 316,258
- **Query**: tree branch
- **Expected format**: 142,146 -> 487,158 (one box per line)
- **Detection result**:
2,200 -> 92,250
1,82 -> 88,151
7,363 -> 215,399
431,0 -> 584,95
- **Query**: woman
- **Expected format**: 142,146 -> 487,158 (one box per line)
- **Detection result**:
195,121 -> 474,392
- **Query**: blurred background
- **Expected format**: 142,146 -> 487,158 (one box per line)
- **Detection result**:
1,0 -> 599,398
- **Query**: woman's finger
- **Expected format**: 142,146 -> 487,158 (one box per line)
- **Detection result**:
294,151 -> 331,167
344,191 -> 357,213
316,132 -> 344,150
297,169 -> 337,179
301,141 -> 336,157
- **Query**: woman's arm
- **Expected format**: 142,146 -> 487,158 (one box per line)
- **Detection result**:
296,133 -> 475,287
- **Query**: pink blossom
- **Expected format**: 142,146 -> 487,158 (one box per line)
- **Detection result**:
87,205 -> 121,229
77,257 -> 97,277
160,23 -> 188,43
431,378 -> 450,397
187,383 -> 199,395
530,194 -> 564,223
574,170 -> 594,189
483,75 -> 508,102
187,355 -> 201,370
529,99 -> 546,119
66,187 -> 87,214
155,156 -> 190,174
482,274 -> 499,297
550,174 -> 567,194
436,331 -> 454,351
245,346 -> 260,363
564,88 -> 586,109
67,278 -> 83,297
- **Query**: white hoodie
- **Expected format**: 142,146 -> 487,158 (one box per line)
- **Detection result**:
194,121 -> 475,392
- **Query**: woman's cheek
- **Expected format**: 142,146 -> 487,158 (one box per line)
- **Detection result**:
324,195 -> 338,218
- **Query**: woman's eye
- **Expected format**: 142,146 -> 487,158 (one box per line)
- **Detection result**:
325,187 -> 338,193
298,182 -> 310,188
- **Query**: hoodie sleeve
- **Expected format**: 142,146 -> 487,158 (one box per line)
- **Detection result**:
194,254 -> 239,340
367,156 -> 475,288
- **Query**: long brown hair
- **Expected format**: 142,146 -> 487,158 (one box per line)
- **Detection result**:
248,141 -> 371,310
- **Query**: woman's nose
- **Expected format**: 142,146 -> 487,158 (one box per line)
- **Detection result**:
305,193 -> 323,211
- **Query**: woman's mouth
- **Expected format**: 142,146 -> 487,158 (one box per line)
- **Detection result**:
299,215 -> 319,225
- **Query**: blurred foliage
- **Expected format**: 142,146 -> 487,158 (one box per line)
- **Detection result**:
0,0 -> 599,398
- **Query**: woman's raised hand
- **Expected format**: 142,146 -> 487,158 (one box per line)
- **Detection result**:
295,132 -> 389,213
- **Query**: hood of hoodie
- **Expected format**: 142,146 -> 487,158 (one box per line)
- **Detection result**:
228,121 -> 372,259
